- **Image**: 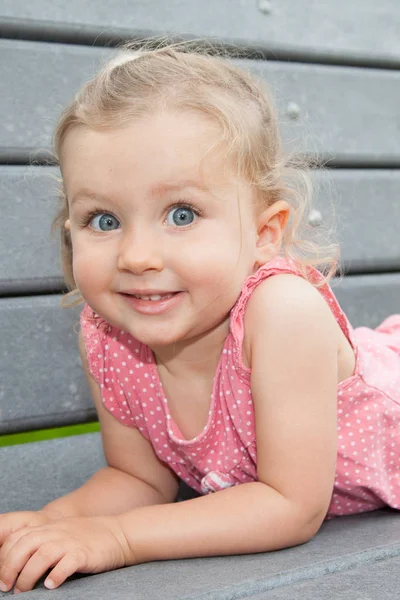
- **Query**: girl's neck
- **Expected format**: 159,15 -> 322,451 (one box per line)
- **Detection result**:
152,316 -> 230,379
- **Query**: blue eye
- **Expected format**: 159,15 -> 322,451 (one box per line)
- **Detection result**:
166,206 -> 197,227
90,213 -> 120,231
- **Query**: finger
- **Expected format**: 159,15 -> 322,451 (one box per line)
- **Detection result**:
0,514 -> 7,542
0,515 -> 20,546
0,513 -> 33,546
14,543 -> 67,593
0,550 -> 34,591
0,522 -> 11,547
0,525 -> 28,558
44,550 -> 87,590
0,529 -> 31,590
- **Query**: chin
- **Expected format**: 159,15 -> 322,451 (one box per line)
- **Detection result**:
125,326 -> 185,349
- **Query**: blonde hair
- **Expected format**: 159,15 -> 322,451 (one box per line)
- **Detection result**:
52,41 -> 339,296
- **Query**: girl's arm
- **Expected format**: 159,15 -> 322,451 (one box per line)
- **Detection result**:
0,275 -> 340,592
42,330 -> 179,518
115,274 -> 339,562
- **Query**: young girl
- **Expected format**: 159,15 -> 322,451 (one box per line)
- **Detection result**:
0,44 -> 399,594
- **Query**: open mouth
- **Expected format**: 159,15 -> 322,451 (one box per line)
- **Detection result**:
120,291 -> 183,315
132,293 -> 176,301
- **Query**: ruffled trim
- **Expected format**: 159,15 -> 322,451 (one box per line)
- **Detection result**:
80,304 -> 110,384
375,314 -> 400,336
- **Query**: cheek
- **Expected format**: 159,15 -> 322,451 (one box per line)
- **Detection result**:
183,243 -> 248,304
71,237 -> 112,291
184,243 -> 236,278
72,258 -> 96,295
184,225 -> 254,279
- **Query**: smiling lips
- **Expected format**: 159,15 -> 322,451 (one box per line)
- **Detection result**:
132,292 -> 175,301
119,290 -> 182,315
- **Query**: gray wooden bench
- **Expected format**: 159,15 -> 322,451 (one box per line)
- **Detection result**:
1,2 -> 399,598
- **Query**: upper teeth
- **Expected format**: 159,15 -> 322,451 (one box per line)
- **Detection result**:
134,293 -> 174,301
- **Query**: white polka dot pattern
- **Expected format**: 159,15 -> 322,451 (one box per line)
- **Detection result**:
80,257 -> 400,519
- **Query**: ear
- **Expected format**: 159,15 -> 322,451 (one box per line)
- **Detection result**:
64,219 -> 71,231
254,200 -> 290,267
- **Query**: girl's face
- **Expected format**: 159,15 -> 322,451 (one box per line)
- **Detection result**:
62,111 -> 266,351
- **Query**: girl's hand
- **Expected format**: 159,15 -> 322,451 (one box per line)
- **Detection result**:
0,511 -> 59,546
0,515 -> 131,593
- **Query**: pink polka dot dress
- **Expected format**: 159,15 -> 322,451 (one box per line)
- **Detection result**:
81,257 -> 400,519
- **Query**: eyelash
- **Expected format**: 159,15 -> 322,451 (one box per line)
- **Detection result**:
79,201 -> 204,229
78,207 -> 111,229
165,201 -> 204,223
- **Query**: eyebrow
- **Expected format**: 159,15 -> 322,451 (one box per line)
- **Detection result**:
69,189 -> 109,207
69,180 -> 210,206
150,180 -> 210,196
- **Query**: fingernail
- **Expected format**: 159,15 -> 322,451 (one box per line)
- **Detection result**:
0,581 -> 9,592
13,588 -> 22,594
45,578 -> 56,589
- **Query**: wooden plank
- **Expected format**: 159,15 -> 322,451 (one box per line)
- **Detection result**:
0,295 -> 95,434
317,170 -> 400,273
0,166 -> 62,293
246,556 -> 400,600
0,40 -> 108,158
332,273 -> 400,329
1,277 -> 399,433
1,167 -> 399,294
0,0 -> 399,65
0,40 -> 399,165
0,434 -> 105,513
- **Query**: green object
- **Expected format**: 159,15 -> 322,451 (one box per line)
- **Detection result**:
0,422 -> 100,447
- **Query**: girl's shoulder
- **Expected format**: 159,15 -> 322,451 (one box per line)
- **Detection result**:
244,269 -> 337,334
230,257 -> 352,371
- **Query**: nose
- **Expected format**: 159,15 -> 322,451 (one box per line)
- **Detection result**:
117,227 -> 164,274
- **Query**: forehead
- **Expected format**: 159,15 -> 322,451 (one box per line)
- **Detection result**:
60,111 -> 238,197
